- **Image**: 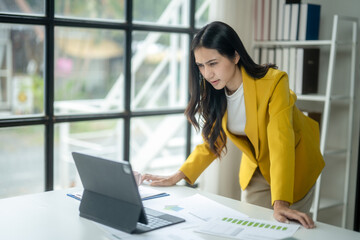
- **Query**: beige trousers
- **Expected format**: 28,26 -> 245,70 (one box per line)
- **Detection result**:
241,168 -> 315,213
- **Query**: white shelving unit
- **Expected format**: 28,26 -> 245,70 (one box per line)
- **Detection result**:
252,15 -> 358,227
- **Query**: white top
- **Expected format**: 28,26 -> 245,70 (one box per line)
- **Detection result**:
225,83 -> 246,136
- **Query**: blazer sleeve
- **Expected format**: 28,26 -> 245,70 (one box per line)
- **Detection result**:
179,140 -> 217,185
266,72 -> 296,205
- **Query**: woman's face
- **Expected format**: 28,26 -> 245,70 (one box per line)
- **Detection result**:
194,47 -> 240,91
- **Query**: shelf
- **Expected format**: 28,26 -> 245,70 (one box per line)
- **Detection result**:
331,95 -> 351,101
296,94 -> 350,102
297,94 -> 326,102
324,148 -> 347,156
253,40 -> 355,48
310,198 -> 343,213
252,15 -> 357,227
253,40 -> 332,48
336,40 -> 357,46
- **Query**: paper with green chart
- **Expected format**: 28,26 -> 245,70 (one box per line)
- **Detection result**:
195,216 -> 299,240
144,193 -> 299,239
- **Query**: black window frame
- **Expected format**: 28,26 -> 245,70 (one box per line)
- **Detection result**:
0,0 -> 198,192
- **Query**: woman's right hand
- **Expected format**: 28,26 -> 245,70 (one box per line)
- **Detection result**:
141,170 -> 186,186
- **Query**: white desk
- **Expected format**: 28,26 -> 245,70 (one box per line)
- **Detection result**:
0,185 -> 359,240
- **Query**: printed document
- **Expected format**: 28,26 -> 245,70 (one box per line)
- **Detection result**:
144,193 -> 248,228
196,216 -> 300,240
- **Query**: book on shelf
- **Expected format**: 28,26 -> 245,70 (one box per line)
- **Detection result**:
290,3 -> 300,40
263,0 -> 271,41
295,48 -> 304,93
283,0 -> 302,40
308,112 -> 322,129
260,47 -> 269,64
277,0 -> 285,40
282,48 -> 290,76
254,48 -> 261,64
295,48 -> 320,94
275,48 -> 283,70
283,3 -> 292,40
268,48 -> 275,64
259,0 -> 321,42
289,47 -> 297,91
269,0 -> 278,41
254,0 -> 264,41
255,0 -> 272,41
298,3 -> 321,40
253,1 -> 321,95
303,111 -> 322,129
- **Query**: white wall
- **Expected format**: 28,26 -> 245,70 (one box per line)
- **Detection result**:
208,0 -> 253,51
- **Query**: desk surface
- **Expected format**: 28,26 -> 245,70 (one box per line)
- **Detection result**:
0,185 -> 359,240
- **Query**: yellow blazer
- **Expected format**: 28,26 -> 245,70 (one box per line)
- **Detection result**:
179,67 -> 325,205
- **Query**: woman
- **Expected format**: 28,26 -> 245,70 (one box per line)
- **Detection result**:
142,21 -> 325,229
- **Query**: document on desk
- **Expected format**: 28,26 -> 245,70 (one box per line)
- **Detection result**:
103,193 -> 249,240
195,216 -> 300,240
138,186 -> 170,200
98,223 -> 204,240
144,193 -> 248,228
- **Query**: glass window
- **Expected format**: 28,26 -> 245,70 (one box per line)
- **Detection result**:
0,0 -> 45,16
191,126 -> 203,151
54,119 -> 124,189
54,27 -> 125,115
0,0 -> 198,197
55,0 -> 125,22
130,115 -> 187,175
132,31 -> 188,110
0,125 -> 45,198
133,0 -> 189,26
195,0 -> 211,28
0,23 -> 45,118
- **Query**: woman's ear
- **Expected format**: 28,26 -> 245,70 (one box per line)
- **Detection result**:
234,51 -> 240,64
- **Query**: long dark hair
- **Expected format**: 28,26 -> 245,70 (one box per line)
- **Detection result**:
185,21 -> 276,158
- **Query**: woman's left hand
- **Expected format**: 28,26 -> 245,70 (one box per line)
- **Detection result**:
141,170 -> 185,186
273,200 -> 315,229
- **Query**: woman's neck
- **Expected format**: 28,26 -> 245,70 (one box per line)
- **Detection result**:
226,68 -> 243,95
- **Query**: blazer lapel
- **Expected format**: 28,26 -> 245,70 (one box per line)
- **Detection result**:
242,67 -> 260,159
222,111 -> 255,160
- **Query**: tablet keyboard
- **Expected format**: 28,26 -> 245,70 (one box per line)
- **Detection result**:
135,207 -> 185,233
137,213 -> 172,229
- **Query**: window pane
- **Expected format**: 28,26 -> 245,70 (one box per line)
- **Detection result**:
191,125 -> 202,151
0,0 -> 45,16
54,119 -> 124,189
130,115 -> 186,175
133,0 -> 189,26
132,31 -> 188,110
195,0 -> 211,28
0,23 -> 45,118
0,125 -> 45,198
54,27 -> 125,115
55,0 -> 125,22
